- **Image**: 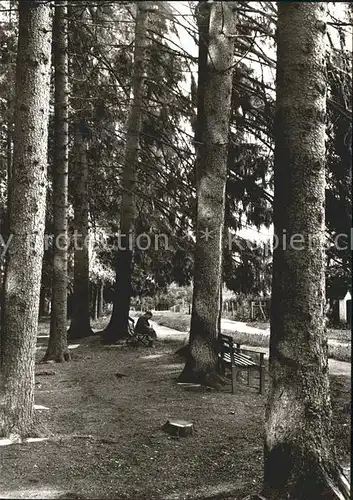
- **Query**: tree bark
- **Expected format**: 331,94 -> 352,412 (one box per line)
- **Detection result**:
91,283 -> 98,320
38,288 -> 48,319
102,2 -> 151,344
1,100 -> 14,346
43,0 -> 70,362
263,3 -> 350,499
66,4 -> 93,341
67,127 -> 93,340
0,0 -> 52,438
178,2 -> 236,386
97,281 -> 104,318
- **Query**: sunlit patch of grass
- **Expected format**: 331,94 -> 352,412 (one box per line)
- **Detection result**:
149,312 -> 351,362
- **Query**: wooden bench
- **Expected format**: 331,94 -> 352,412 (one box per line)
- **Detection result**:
218,333 -> 265,394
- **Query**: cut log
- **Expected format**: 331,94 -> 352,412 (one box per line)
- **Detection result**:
177,383 -> 201,387
162,419 -> 194,438
243,494 -> 267,500
35,370 -> 56,376
241,495 -> 268,500
177,382 -> 203,392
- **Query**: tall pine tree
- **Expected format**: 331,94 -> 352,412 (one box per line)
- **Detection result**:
263,3 -> 350,498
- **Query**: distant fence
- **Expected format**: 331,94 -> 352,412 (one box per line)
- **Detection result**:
222,297 -> 270,321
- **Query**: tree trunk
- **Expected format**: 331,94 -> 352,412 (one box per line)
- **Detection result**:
44,0 -> 70,362
67,128 -> 93,340
217,282 -> 222,334
102,2 -> 151,344
95,284 -> 99,319
178,2 -> 236,386
263,3 -> 350,499
39,288 -> 47,319
67,4 -> 93,341
97,282 -> 104,318
0,265 -> 3,339
91,283 -> 98,320
0,0 -> 52,438
1,101 -> 13,343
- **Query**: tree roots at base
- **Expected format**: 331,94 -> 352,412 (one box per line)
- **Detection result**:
67,327 -> 94,341
41,349 -> 71,363
177,366 -> 227,390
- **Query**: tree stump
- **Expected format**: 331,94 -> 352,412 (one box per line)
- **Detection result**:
35,370 -> 56,376
162,419 -> 194,437
177,382 -> 202,392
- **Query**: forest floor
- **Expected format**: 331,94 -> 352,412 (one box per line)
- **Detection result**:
0,319 -> 351,500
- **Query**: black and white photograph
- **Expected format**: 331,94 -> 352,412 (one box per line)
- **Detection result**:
0,1 -> 351,499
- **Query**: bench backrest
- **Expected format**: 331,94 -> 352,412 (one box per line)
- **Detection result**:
219,333 -> 265,367
219,334 -> 235,362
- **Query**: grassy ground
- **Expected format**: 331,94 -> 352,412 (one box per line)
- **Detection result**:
0,319 -> 350,499
149,312 -> 352,362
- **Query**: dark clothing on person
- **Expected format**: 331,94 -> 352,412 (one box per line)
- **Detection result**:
134,315 -> 157,339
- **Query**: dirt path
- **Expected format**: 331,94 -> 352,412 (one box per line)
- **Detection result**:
150,322 -> 351,378
2,340 -> 267,499
0,322 -> 350,499
35,318 -> 352,377
221,319 -> 270,335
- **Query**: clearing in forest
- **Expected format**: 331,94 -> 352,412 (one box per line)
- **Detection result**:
0,325 -> 350,500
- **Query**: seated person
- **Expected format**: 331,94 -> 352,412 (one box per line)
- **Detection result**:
134,311 -> 157,341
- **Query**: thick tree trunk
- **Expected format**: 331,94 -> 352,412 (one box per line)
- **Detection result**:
0,0 -> 52,438
67,4 -> 92,341
263,3 -> 350,499
44,0 -> 70,362
67,128 -> 93,340
178,2 -> 236,386
102,2 -> 151,344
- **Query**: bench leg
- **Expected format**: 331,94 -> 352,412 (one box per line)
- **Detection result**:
247,369 -> 253,386
231,366 -> 237,394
